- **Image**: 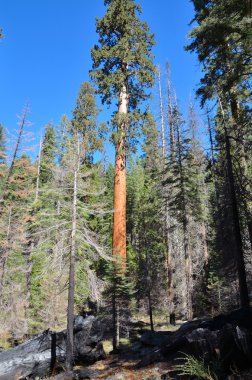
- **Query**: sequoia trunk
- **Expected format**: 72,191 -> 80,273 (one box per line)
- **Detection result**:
112,85 -> 128,271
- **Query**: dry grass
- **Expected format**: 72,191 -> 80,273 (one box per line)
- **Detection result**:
102,339 -> 113,354
0,329 -> 12,350
131,312 -> 182,332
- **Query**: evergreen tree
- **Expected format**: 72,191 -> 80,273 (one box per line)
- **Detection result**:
163,98 -> 208,319
24,122 -> 59,331
0,154 -> 36,338
90,0 -> 155,269
139,112 -> 166,324
126,112 -> 166,328
102,261 -> 134,351
186,0 -> 251,104
65,83 -> 106,370
40,123 -> 56,185
187,0 -> 252,307
72,82 -> 105,161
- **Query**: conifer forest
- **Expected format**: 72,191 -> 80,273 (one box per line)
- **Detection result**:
0,1 -> 252,379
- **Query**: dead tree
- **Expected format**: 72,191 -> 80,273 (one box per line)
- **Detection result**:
66,133 -> 80,372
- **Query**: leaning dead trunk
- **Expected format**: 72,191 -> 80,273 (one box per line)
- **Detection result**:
6,106 -> 28,186
0,106 -> 29,215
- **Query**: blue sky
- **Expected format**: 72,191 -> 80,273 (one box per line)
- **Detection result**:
0,0 -> 202,158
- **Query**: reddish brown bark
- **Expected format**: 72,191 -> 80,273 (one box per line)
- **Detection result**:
112,88 -> 128,272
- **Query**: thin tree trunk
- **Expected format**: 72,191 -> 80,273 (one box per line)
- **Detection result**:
218,284 -> 222,313
144,247 -> 154,332
112,292 -> 119,351
0,106 -> 28,215
206,109 -> 220,205
157,66 -> 166,158
0,207 -> 12,298
112,83 -> 128,271
202,223 -> 209,276
66,135 -> 80,371
183,221 -> 193,320
218,97 -> 249,308
166,61 -> 175,160
35,130 -> 43,202
165,62 -> 177,315
148,288 -> 154,332
116,303 -> 120,347
158,65 -> 174,312
25,242 -> 34,318
166,213 -> 173,301
176,115 -> 193,320
6,106 -> 28,186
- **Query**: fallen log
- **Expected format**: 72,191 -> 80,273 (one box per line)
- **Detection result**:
0,315 -> 105,380
139,308 -> 252,373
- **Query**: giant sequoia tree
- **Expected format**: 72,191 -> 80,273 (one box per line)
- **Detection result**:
90,0 -> 155,269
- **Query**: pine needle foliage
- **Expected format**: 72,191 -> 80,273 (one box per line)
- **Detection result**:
90,0 -> 155,109
90,0 -> 156,149
175,354 -> 217,380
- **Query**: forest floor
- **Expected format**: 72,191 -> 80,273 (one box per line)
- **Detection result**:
69,344 -> 175,379
73,353 -> 173,380
48,315 -> 252,380
48,317 -> 181,380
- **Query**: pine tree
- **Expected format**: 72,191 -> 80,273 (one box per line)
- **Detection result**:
126,112 -> 166,329
40,123 -> 56,185
187,0 -> 251,308
186,0 -> 251,104
90,0 -> 155,269
24,122 -> 58,331
163,98 -> 209,319
72,82 -> 105,161
140,112 -> 166,326
0,155 -> 36,338
65,82 -> 106,371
